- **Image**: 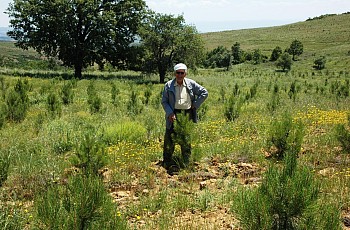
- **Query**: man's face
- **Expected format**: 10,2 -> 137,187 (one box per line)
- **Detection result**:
175,69 -> 186,84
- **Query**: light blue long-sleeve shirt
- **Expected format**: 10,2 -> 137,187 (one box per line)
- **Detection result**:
161,78 -> 208,129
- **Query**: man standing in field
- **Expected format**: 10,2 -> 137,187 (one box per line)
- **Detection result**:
161,63 -> 208,173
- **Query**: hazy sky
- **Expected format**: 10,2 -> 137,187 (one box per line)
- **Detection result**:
1,0 -> 350,32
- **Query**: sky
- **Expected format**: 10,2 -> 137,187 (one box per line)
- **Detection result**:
1,0 -> 350,32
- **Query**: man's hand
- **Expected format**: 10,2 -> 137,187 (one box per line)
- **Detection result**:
168,113 -> 176,122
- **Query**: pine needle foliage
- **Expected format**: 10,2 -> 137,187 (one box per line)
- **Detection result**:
61,81 -> 74,105
335,113 -> 350,153
0,151 -> 10,187
87,81 -> 102,113
267,113 -> 305,159
70,131 -> 108,177
224,95 -> 244,121
5,79 -> 30,122
172,112 -> 194,151
232,153 -> 340,230
35,175 -> 127,230
47,92 -> 62,118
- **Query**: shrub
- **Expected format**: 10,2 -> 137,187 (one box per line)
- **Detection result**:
203,45 -> 231,69
127,89 -> 143,116
249,81 -> 259,99
197,103 -> 208,121
35,175 -> 127,229
276,53 -> 292,72
267,83 -> 280,113
267,113 -> 305,159
61,81 -> 74,105
6,79 -> 30,122
270,46 -> 282,61
232,153 -> 340,229
47,92 -> 62,118
87,81 -> 102,113
70,131 -> 108,177
224,95 -> 244,121
0,102 -> 6,129
0,76 -> 8,100
143,84 -> 152,105
0,151 -> 10,187
110,81 -> 120,105
313,56 -> 326,70
335,115 -> 350,153
173,112 -> 195,166
288,80 -> 297,102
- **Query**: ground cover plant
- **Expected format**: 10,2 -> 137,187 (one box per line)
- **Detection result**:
0,13 -> 350,229
0,65 -> 349,229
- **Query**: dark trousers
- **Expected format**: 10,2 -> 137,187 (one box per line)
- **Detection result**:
163,109 -> 195,165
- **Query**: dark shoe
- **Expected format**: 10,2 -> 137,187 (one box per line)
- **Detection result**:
167,165 -> 180,175
161,160 -> 172,169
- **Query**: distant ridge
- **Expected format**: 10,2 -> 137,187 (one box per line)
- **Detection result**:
0,27 -> 13,41
201,12 -> 350,51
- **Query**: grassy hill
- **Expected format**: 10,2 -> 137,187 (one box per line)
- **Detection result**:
1,13 -> 350,73
201,13 -> 350,51
200,13 -> 350,72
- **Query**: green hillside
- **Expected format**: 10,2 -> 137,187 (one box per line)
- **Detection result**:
0,41 -> 42,68
201,13 -> 350,72
1,13 -> 350,72
201,13 -> 350,51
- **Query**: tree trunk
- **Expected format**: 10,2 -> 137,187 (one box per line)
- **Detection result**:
159,72 -> 166,84
158,63 -> 167,84
74,64 -> 83,79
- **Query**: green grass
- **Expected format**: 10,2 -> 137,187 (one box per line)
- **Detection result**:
0,67 -> 349,228
0,13 -> 350,229
201,13 -> 350,72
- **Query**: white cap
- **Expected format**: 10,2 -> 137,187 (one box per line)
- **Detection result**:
174,63 -> 187,72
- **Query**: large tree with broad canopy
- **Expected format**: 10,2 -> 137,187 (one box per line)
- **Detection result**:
138,12 -> 204,83
6,0 -> 146,79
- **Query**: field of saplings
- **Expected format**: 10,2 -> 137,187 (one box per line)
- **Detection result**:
0,12 -> 349,230
0,63 -> 349,229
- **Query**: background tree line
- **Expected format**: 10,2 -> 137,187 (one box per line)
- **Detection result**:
6,0 -> 203,83
202,39 -> 326,72
6,0 -> 327,83
203,39 -> 308,71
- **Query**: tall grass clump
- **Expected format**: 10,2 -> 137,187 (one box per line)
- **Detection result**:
102,121 -> 147,144
232,153 -> 340,230
35,175 -> 127,230
267,113 -> 304,159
